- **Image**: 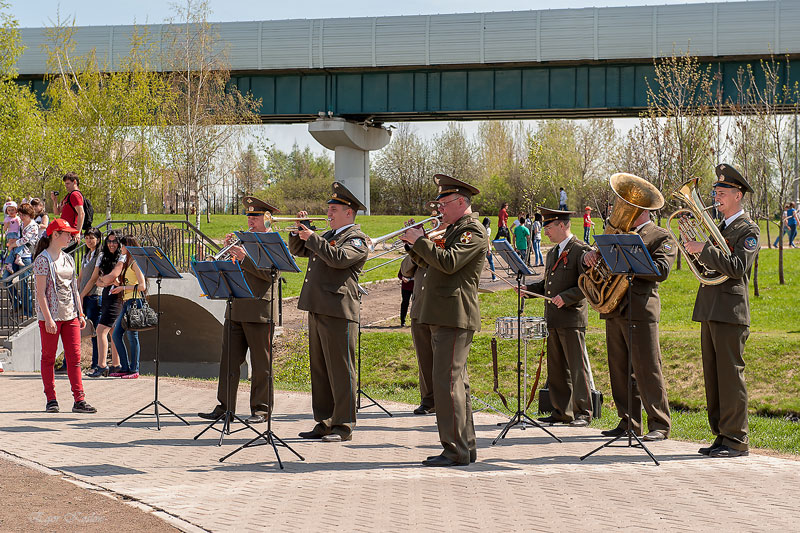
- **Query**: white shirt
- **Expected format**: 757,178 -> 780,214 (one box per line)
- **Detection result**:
333,223 -> 354,236
557,234 -> 573,256
560,190 -> 567,203
722,209 -> 744,228
634,220 -> 652,233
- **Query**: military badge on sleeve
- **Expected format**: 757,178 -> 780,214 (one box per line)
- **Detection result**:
744,236 -> 758,251
460,231 -> 473,244
351,238 -> 363,248
663,242 -> 672,252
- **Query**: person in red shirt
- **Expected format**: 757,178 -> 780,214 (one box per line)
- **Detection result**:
495,202 -> 510,240
583,206 -> 595,244
50,172 -> 85,233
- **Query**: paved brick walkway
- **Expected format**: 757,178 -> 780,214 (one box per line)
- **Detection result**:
1,372 -> 797,532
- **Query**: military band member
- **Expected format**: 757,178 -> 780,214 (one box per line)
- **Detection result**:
402,174 -> 486,467
583,208 -> 677,441
289,182 -> 369,442
522,209 -> 594,426
400,202 -> 441,416
198,196 -> 279,424
684,164 -> 759,458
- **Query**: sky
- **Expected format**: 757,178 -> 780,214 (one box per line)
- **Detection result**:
6,0 -> 715,154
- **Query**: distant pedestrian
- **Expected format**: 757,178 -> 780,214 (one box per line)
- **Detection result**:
398,268 -> 413,327
495,202 -> 510,240
583,206 -> 595,244
513,216 -> 530,261
531,213 -> 544,266
774,202 -> 798,248
483,217 -> 497,281
559,188 -> 568,211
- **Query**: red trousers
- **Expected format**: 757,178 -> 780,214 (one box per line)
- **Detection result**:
39,318 -> 85,403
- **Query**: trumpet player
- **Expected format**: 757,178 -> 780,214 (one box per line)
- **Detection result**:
583,206 -> 677,442
684,164 -> 759,458
289,182 -> 369,443
198,196 -> 279,425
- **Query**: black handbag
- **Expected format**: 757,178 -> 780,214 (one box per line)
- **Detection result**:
121,290 -> 158,332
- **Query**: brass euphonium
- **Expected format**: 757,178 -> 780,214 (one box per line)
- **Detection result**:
578,173 -> 665,314
667,177 -> 730,286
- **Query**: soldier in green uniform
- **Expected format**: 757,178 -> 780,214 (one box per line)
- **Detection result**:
198,196 -> 280,424
583,208 -> 677,441
522,209 -> 594,426
400,202 -> 442,416
402,174 -> 487,467
683,164 -> 759,458
289,182 -> 369,442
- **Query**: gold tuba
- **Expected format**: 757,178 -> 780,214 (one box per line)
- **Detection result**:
667,177 -> 730,286
578,173 -> 665,314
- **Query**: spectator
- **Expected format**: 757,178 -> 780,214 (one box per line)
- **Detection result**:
84,231 -> 125,378
31,198 -> 49,237
495,202 -> 510,240
531,212 -> 544,267
78,228 -> 102,373
483,217 -> 497,281
774,202 -> 798,248
583,206 -> 595,244
559,187 -> 568,210
524,213 -> 534,265
398,269 -> 413,327
4,203 -> 39,314
50,172 -> 85,251
3,200 -> 23,273
111,235 -> 147,379
513,215 -> 530,262
33,219 -> 96,414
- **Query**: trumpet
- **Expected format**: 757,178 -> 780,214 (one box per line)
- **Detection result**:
211,233 -> 242,261
361,216 -> 443,273
266,213 -> 328,232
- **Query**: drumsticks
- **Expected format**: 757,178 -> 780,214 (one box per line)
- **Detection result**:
495,275 -> 553,302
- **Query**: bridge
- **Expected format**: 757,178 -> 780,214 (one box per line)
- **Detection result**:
14,0 -> 800,209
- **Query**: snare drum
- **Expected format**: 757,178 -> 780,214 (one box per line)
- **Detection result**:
494,316 -> 547,340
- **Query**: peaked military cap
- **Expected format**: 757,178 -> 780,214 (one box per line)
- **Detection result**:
434,174 -> 480,200
328,181 -> 367,212
539,207 -> 573,227
714,163 -> 753,194
243,196 -> 279,216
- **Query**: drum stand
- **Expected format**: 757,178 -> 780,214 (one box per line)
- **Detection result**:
355,284 -> 392,417
492,272 -> 561,445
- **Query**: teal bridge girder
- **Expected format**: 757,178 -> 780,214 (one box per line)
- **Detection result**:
226,58 -> 800,123
18,57 -> 799,124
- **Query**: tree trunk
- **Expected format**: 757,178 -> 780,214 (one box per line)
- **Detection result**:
765,219 -> 771,248
752,252 -> 759,297
779,242 -> 785,285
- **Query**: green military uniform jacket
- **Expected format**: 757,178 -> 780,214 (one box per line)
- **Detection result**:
289,224 -> 369,322
692,214 -> 759,326
526,235 -> 591,328
226,254 -> 277,323
408,214 -> 487,331
600,222 -> 677,322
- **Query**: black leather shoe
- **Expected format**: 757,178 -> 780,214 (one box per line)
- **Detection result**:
537,415 -> 566,425
246,414 -> 266,424
601,427 -> 626,437
643,430 -> 667,442
708,444 -> 749,458
298,430 -> 325,439
198,407 -> 225,420
698,438 -> 723,455
422,454 -> 469,467
413,405 -> 435,415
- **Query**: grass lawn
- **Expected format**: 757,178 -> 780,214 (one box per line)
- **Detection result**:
115,213 -> 800,453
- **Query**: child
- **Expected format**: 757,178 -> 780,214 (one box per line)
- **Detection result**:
583,206 -> 595,244
3,200 -> 24,273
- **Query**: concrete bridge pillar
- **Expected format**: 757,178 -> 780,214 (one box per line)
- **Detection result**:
308,117 -> 391,214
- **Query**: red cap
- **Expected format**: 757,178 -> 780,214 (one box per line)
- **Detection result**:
46,218 -> 80,236
584,206 -> 592,211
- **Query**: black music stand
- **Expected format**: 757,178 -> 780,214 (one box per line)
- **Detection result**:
192,260 -> 265,446
580,233 -> 661,466
117,246 -> 189,430
219,232 -> 304,469
491,240 -> 561,445
355,283 -> 392,417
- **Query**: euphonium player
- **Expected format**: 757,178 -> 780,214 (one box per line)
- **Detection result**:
683,164 -> 759,458
583,204 -> 677,442
198,196 -> 280,424
289,182 -> 369,443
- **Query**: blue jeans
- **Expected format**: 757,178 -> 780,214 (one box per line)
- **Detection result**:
774,226 -> 790,246
113,298 -> 142,374
584,226 -> 591,243
532,239 -> 543,265
2,255 -> 32,315
486,251 -> 496,279
83,294 -> 101,368
790,225 -> 798,246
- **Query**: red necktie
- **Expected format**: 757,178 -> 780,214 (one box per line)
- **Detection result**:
552,250 -> 568,272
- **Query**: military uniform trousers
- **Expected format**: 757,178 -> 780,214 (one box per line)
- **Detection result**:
308,312 -> 358,437
430,325 -> 476,463
547,327 -> 592,422
217,319 -> 273,416
411,319 -> 434,410
701,320 -> 750,451
605,317 -> 671,435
